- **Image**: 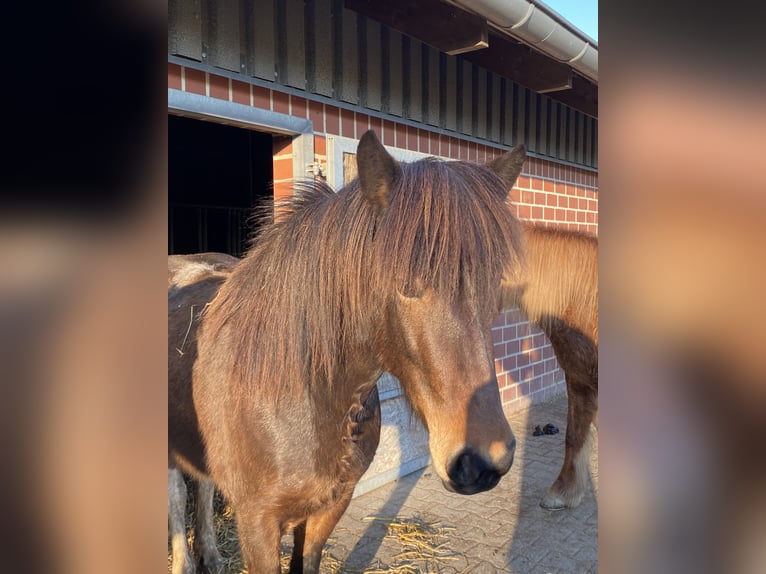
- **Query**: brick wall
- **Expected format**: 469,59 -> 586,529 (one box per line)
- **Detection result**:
169,63 -> 598,414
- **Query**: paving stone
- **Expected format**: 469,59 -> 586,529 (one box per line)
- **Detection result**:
310,393 -> 596,572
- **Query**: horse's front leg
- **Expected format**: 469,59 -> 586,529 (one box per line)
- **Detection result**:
235,503 -> 283,574
168,468 -> 195,574
193,478 -> 224,573
540,374 -> 598,510
289,489 -> 355,574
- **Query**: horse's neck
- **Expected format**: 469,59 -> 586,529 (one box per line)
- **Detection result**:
312,354 -> 382,419
308,360 -> 382,476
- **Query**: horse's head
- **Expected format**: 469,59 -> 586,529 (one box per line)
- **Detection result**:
357,131 -> 527,495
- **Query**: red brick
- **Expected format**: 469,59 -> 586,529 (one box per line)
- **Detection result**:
458,139 -> 468,160
521,190 -> 534,204
518,205 -> 531,219
273,157 -> 293,181
395,123 -> 407,148
273,91 -> 289,114
185,68 -> 206,95
406,126 -> 418,151
532,206 -> 543,219
369,116 -> 382,140
382,119 -> 395,146
309,100 -> 324,133
168,63 -> 182,90
325,105 -> 340,135
253,85 -> 271,111
555,208 -> 565,221
291,96 -> 307,119
543,180 -> 554,193
416,129 -> 428,153
209,73 -> 229,101
534,192 -> 546,205
232,80 -> 250,105
341,108 -> 355,138
502,356 -> 516,371
355,113 -> 370,138
314,135 -> 326,157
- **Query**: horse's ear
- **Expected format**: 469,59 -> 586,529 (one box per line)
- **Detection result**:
356,130 -> 400,212
489,144 -> 527,195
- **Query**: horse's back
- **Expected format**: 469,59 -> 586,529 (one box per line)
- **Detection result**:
168,252 -> 240,288
517,225 -> 597,337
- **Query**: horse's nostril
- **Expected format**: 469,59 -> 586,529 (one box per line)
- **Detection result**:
446,449 -> 502,495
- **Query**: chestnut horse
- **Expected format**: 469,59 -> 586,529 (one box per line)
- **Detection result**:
500,223 -> 598,510
168,130 -> 527,573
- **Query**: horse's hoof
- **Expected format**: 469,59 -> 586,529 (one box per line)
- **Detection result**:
532,425 -> 543,436
539,492 -> 567,511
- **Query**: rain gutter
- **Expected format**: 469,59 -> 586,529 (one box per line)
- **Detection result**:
450,0 -> 598,83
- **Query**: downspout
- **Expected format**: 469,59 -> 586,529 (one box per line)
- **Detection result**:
450,0 -> 598,83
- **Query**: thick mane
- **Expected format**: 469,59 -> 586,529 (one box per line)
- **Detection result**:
201,158 -> 523,400
504,223 -> 598,342
374,159 -> 524,314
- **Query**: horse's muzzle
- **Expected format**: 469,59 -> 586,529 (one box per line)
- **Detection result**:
444,444 -> 514,495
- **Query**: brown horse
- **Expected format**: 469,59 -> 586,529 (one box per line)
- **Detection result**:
500,222 -> 598,510
168,252 -> 239,574
169,130 -> 527,573
168,251 -> 382,574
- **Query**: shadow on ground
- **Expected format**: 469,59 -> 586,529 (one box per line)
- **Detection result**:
167,393 -> 598,573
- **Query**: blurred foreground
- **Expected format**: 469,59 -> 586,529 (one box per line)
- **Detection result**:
1,2 -> 765,572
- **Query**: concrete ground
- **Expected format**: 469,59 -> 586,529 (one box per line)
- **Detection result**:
315,392 -> 598,573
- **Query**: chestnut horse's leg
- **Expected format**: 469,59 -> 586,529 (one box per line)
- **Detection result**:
235,503 -> 283,574
540,373 -> 598,510
193,478 -> 224,573
168,468 -> 195,574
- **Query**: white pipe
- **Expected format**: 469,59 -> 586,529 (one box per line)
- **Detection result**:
451,0 -> 598,83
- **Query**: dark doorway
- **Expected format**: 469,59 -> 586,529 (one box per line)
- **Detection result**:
168,115 -> 275,256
